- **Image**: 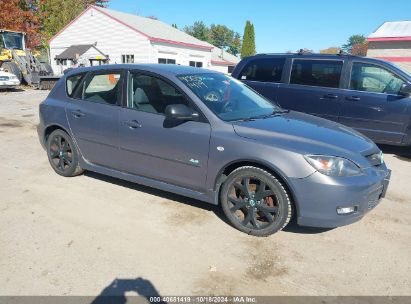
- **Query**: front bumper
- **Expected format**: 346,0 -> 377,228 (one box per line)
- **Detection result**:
0,81 -> 20,88
290,165 -> 391,228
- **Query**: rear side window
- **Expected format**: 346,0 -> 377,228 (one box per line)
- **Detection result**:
239,58 -> 285,82
290,59 -> 343,88
81,72 -> 122,105
66,74 -> 85,97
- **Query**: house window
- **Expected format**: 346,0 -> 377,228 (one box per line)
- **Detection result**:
189,61 -> 203,68
121,54 -> 134,64
158,58 -> 176,64
56,59 -> 67,66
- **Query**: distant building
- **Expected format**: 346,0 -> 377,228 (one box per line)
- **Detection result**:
367,21 -> 411,72
49,6 -> 240,75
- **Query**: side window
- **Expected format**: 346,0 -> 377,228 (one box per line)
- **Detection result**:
66,73 -> 85,97
290,59 -> 343,88
189,61 -> 203,68
81,72 -> 122,105
128,73 -> 190,114
350,62 -> 405,95
121,55 -> 134,63
239,58 -> 285,82
158,58 -> 176,65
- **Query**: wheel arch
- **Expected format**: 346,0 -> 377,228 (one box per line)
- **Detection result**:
43,124 -> 71,144
214,159 -> 300,217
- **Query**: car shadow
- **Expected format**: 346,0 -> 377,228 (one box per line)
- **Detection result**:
90,277 -> 164,304
84,171 -> 229,225
283,216 -> 335,234
0,87 -> 25,93
378,144 -> 411,162
85,171 -> 335,235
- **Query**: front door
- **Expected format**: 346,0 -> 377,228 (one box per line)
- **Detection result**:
276,58 -> 345,122
65,70 -> 123,168
339,61 -> 409,144
117,72 -> 211,192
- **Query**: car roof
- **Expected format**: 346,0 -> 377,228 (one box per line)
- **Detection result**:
64,64 -> 217,78
244,53 -> 387,63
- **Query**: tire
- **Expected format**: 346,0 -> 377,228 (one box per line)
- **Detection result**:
46,129 -> 84,177
1,62 -> 22,83
220,166 -> 292,236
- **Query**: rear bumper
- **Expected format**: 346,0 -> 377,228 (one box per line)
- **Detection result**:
37,123 -> 46,150
290,165 -> 391,228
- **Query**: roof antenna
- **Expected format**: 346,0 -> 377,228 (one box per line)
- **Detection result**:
338,49 -> 347,56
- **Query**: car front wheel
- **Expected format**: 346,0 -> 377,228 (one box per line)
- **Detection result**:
46,129 -> 84,177
220,166 -> 292,236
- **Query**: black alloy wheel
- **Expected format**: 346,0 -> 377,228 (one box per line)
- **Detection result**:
221,166 -> 292,236
47,129 -> 84,177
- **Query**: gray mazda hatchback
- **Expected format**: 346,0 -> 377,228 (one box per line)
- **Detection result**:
38,64 -> 391,236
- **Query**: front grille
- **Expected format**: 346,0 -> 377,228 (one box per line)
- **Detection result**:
367,185 -> 384,210
0,76 -> 10,81
368,198 -> 380,210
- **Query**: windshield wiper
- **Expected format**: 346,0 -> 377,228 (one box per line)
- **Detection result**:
231,117 -> 257,122
229,109 -> 289,122
254,109 -> 290,120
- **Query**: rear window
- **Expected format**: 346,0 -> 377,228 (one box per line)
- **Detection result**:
66,73 -> 85,97
290,59 -> 343,88
239,58 -> 285,83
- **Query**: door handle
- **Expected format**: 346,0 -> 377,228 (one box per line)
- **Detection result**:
322,94 -> 339,99
124,120 -> 142,129
71,110 -> 85,118
346,96 -> 361,101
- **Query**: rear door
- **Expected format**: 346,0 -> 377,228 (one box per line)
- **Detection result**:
65,70 -> 124,168
276,58 -> 346,121
237,57 -> 286,102
339,60 -> 410,144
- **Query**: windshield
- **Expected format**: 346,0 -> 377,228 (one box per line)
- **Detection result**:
1,32 -> 24,50
178,73 -> 281,121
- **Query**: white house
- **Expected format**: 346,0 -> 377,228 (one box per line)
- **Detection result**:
49,6 -> 240,75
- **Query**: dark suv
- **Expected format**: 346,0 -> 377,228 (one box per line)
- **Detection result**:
232,54 -> 411,146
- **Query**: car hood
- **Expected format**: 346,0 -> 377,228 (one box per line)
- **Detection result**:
232,111 -> 378,161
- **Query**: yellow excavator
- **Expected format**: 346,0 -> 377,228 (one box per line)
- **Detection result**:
0,29 -> 59,89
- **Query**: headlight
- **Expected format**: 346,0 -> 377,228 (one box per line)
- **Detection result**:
304,155 -> 362,177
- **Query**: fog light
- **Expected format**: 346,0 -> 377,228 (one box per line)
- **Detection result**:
337,206 -> 357,215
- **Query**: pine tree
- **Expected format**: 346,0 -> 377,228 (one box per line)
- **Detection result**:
241,21 -> 256,59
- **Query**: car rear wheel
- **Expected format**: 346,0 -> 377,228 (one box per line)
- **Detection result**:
221,166 -> 292,236
47,129 -> 84,177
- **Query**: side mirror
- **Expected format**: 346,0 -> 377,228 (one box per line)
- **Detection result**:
399,83 -> 411,96
165,104 -> 200,121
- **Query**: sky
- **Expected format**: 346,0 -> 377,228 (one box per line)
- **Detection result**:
109,0 -> 411,53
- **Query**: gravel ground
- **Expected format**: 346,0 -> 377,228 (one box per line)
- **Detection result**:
0,89 -> 410,297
